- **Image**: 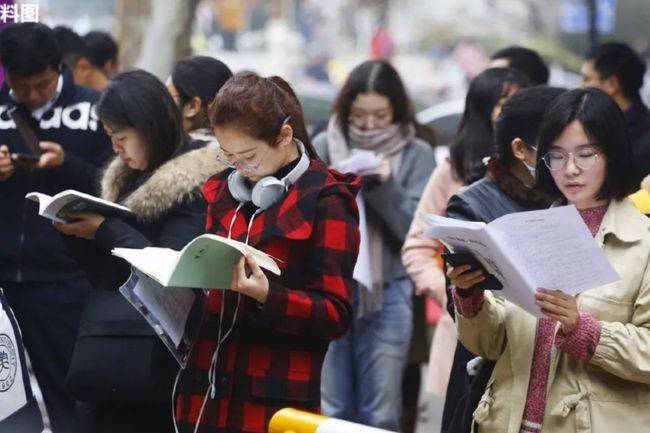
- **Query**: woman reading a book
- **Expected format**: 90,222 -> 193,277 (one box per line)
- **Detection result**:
440,86 -> 564,433
53,69 -> 223,433
447,88 -> 650,433
173,72 -> 361,433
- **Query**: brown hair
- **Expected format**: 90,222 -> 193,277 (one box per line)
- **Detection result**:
209,72 -> 319,159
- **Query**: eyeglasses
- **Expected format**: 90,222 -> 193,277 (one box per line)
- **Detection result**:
216,117 -> 291,172
348,109 -> 393,128
541,149 -> 599,171
217,145 -> 271,172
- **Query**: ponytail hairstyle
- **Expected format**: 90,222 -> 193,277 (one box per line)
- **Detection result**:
209,72 -> 319,160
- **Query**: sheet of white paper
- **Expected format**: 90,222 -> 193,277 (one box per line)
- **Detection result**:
133,275 -> 196,346
424,217 -> 534,315
353,194 -> 373,291
334,150 -> 382,174
489,206 -> 620,295
423,206 -> 620,317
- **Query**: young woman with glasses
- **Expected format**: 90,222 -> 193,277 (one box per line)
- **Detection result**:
447,87 -> 649,433
173,72 -> 361,433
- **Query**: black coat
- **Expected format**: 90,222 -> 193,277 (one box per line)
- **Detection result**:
440,159 -> 549,433
626,100 -> 650,186
0,68 -> 112,283
63,139 -> 223,433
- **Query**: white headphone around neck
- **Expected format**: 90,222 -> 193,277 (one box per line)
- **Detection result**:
227,140 -> 310,210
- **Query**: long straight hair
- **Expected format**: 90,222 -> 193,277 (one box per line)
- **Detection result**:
450,67 -> 527,183
97,69 -> 186,173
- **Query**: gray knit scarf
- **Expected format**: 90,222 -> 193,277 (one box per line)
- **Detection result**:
326,116 -> 414,317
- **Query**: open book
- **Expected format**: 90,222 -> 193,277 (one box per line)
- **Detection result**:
112,234 -> 281,289
26,190 -> 133,223
424,205 -> 620,316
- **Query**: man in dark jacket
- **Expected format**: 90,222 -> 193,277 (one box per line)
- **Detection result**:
0,23 -> 112,433
582,42 -> 650,185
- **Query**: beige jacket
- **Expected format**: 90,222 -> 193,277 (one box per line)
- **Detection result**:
401,159 -> 464,395
457,199 -> 650,433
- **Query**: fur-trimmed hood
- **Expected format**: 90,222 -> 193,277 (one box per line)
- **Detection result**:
101,143 -> 223,222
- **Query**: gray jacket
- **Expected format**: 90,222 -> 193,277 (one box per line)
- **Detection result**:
313,131 -> 436,283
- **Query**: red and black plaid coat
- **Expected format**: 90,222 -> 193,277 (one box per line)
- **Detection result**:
175,160 -> 360,433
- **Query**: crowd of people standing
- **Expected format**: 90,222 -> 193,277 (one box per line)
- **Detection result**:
0,20 -> 649,433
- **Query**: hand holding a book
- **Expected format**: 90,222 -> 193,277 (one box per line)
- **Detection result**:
230,254 -> 269,304
534,288 -> 580,334
447,264 -> 486,291
0,145 -> 14,181
53,212 -> 105,240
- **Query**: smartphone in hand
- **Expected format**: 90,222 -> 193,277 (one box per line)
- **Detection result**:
13,152 -> 40,170
442,252 -> 503,291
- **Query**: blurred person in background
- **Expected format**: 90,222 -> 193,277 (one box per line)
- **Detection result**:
217,0 -> 247,51
441,86 -> 565,433
52,26 -> 109,92
83,31 -> 120,79
0,23 -> 112,433
315,59 -> 436,430
166,55 -> 232,141
489,46 -> 550,86
582,41 -> 650,185
402,67 -> 527,432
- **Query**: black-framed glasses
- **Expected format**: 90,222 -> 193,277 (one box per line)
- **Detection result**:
541,149 -> 599,171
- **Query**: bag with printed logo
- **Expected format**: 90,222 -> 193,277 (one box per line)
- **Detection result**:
0,288 -> 43,433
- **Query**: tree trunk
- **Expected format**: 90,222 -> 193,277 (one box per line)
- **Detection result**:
116,0 -> 198,79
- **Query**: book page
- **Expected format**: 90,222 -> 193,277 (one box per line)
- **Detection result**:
168,235 -> 280,289
25,192 -> 59,220
25,190 -> 133,222
333,150 -> 382,174
112,247 -> 180,285
132,273 -> 196,347
197,235 -> 281,275
488,206 -> 620,295
425,214 -> 539,316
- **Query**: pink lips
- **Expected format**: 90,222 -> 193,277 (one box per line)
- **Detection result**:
564,182 -> 584,192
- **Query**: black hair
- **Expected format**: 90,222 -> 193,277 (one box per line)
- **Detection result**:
494,86 -> 566,167
52,26 -> 90,70
83,31 -> 118,69
586,42 -> 646,101
333,60 -> 415,140
171,56 -> 232,130
491,46 -> 550,86
536,87 -> 638,201
97,69 -> 185,173
450,67 -> 527,183
0,23 -> 61,76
